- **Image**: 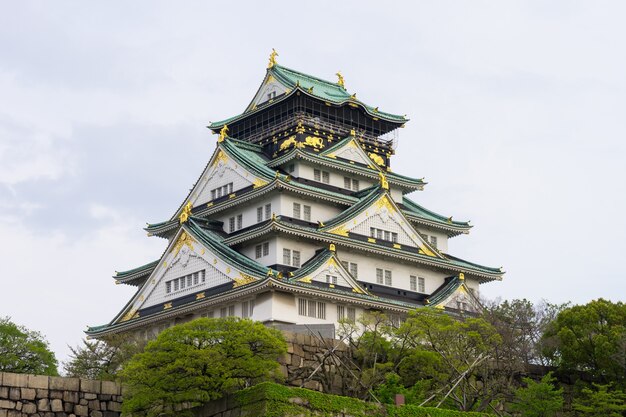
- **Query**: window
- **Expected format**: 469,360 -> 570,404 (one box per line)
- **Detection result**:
263,242 -> 269,256
322,171 -> 330,184
237,214 -> 242,230
229,217 -> 235,233
165,270 -> 206,294
228,305 -> 235,316
392,233 -> 398,243
341,261 -> 359,278
370,227 -> 398,243
267,91 -> 277,100
220,307 -> 227,318
376,268 -> 392,286
314,169 -> 321,181
430,236 -> 438,248
303,205 -> 311,221
287,163 -> 295,173
292,250 -> 301,267
410,276 -> 417,291
265,203 -> 271,220
293,203 -> 301,219
344,177 -> 360,191
257,207 -> 263,222
326,275 -> 337,285
242,301 -> 250,318
211,183 -> 233,200
347,307 -> 356,321
283,248 -> 291,265
418,277 -> 425,293
337,305 -> 345,320
298,298 -> 326,319
352,179 -> 359,191
255,242 -> 270,259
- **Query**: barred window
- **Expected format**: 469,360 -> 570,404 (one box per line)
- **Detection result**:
292,250 -> 301,268
263,242 -> 269,256
303,205 -> 311,221
376,268 -> 383,284
317,302 -> 326,320
237,214 -> 242,230
347,307 -> 356,322
385,270 -> 392,286
298,298 -> 307,316
430,236 -> 438,248
166,281 -> 172,294
344,177 -> 352,189
229,217 -> 235,233
337,305 -> 345,320
326,275 -> 337,285
242,301 -> 249,318
410,275 -> 417,291
228,305 -> 235,316
418,277 -> 425,293
220,307 -> 227,318
350,263 -> 358,278
257,207 -> 263,222
283,248 -> 291,265
308,300 -> 317,318
293,202 -> 301,219
265,203 -> 271,220
298,298 -> 326,319
255,244 -> 263,259
352,179 -> 359,191
314,169 -> 321,181
322,171 -> 330,184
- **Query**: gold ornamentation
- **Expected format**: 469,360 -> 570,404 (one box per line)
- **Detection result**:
268,48 -> 278,68
179,201 -> 192,224
317,221 -> 325,228
393,243 -> 401,249
139,295 -> 144,301
173,231 -> 196,256
218,125 -> 229,142
459,273 -> 465,281
304,136 -> 324,149
329,243 -> 336,252
233,273 -> 257,288
267,269 -> 274,277
308,86 -> 314,93
336,71 -> 345,88
226,267 -> 231,274
265,74 -> 275,84
212,150 -> 228,167
326,258 -> 337,268
350,129 -> 356,136
163,303 -> 172,310
279,136 -> 297,151
374,195 -> 395,215
253,178 -> 268,188
447,216 -> 453,223
196,292 -> 205,300
368,238 -> 376,243
374,107 -> 379,112
328,225 -> 349,237
298,276 -> 312,283
120,308 -> 139,322
369,152 -> 385,167
378,172 -> 389,190
350,93 -> 357,100
296,121 -> 305,134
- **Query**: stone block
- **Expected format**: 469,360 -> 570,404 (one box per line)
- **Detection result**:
292,343 -> 305,357
0,387 -> 8,399
26,376 -> 48,391
7,411 -> 22,417
49,391 -> 63,400
64,402 -> 74,413
0,400 -> 16,409
14,402 -> 21,411
21,403 -> 36,414
97,396 -> 110,402
87,400 -> 99,410
43,412 -> 55,417
99,382 -> 118,396
79,380 -> 100,394
0,409 -> 6,417
62,392 -> 78,404
82,394 -> 96,401
286,342 -> 294,354
20,389 -> 35,401
78,400 -> 87,406
2,374 -> 27,388
74,405 -> 88,417
9,389 -> 20,401
34,391 -> 47,400
106,402 -> 120,412
102,412 -> 117,417
36,399 -> 49,412
89,411 -> 102,417
50,399 -> 63,412
49,377 -> 79,392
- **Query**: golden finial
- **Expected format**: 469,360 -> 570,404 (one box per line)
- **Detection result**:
336,71 -> 345,88
268,48 -> 278,68
379,172 -> 389,190
350,129 -> 356,136
218,125 -> 229,142
267,269 -> 274,277
308,86 -> 314,93
179,201 -> 192,224
271,212 -> 276,221
459,273 -> 465,281
373,107 -> 379,112
447,216 -> 453,223
317,220 -> 325,228
329,243 -> 336,252
350,93 -> 357,100
277,271 -> 284,279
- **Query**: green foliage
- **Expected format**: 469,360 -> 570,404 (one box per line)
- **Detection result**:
0,316 -> 58,375
510,373 -> 563,417
572,383 -> 626,417
120,317 -> 287,417
233,381 -> 490,417
64,334 -> 145,380
542,299 -> 626,386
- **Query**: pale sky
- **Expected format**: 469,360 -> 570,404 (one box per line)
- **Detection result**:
1,1 -> 625,366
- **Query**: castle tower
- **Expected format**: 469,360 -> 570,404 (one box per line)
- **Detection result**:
87,54 -> 503,339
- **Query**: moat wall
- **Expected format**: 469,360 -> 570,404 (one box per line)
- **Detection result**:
0,373 -> 122,417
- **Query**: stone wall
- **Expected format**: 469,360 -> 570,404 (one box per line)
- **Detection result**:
0,373 -> 122,417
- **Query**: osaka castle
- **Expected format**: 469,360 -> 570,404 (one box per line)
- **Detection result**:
87,52 -> 503,339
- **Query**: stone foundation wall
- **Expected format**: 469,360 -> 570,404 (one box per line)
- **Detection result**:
0,373 -> 122,417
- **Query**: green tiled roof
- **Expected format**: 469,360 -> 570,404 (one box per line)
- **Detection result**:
402,197 -> 470,228
426,276 -> 462,306
114,260 -> 158,285
209,64 -> 407,129
320,187 -> 382,231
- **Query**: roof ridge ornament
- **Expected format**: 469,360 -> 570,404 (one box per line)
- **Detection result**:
336,71 -> 345,88
179,202 -> 192,224
379,172 -> 389,190
218,125 -> 228,142
268,48 -> 278,69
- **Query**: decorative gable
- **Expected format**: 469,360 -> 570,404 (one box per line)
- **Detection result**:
189,148 -> 268,208
322,137 -> 380,169
327,193 -> 441,258
247,75 -> 290,111
116,229 -> 259,323
295,252 -> 367,295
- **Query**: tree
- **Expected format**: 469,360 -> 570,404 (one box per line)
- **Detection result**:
120,317 -> 287,417
542,299 -> 626,386
572,383 -> 626,417
0,317 -> 58,375
510,373 -> 563,417
64,334 -> 145,380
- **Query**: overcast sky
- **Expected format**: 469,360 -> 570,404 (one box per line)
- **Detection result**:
1,1 -> 625,366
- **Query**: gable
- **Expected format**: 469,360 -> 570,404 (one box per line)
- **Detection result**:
440,284 -> 481,313
248,76 -> 290,111
297,255 -> 366,294
189,149 -> 268,208
323,138 -> 379,169
328,194 -> 441,258
116,229 -> 260,323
